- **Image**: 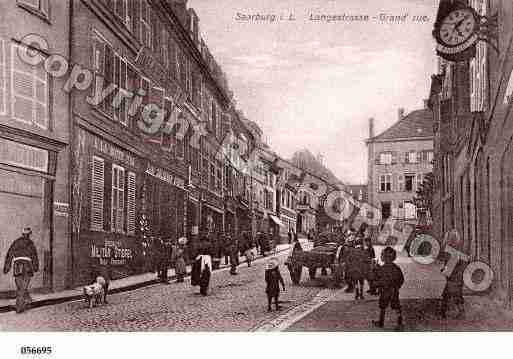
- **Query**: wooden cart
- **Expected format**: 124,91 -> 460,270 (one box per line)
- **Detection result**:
285,243 -> 344,286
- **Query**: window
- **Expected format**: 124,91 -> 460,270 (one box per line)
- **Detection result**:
92,32 -> 114,116
211,100 -> 217,135
379,152 -> 392,165
161,30 -> 169,68
406,151 -> 417,164
18,0 -> 50,20
111,164 -> 125,233
470,0 -> 488,112
168,37 -> 177,78
405,174 -> 415,192
11,43 -> 48,129
140,0 -> 152,49
404,201 -> 417,219
379,174 -> 392,192
0,39 -> 5,115
91,156 -> 105,231
114,55 -> 128,125
115,0 -> 131,28
421,150 -> 434,164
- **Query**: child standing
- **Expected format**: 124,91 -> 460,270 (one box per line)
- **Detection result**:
373,246 -> 404,331
265,258 -> 285,312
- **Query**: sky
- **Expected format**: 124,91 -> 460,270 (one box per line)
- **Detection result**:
188,0 -> 439,184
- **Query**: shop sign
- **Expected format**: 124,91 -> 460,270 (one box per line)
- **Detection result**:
146,163 -> 174,186
90,240 -> 134,266
92,135 -> 135,167
0,138 -> 48,172
53,202 -> 70,217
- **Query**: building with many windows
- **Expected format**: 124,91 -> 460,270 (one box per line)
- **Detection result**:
366,106 -> 433,224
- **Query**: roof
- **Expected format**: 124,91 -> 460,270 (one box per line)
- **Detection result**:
368,108 -> 433,142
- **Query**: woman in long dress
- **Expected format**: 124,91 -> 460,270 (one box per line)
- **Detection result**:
174,237 -> 187,283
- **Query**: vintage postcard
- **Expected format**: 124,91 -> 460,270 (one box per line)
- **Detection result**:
0,0 -> 512,351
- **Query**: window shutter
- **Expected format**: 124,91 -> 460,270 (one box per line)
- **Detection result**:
416,151 -> 421,163
104,45 -> 114,115
391,152 -> 397,165
392,173 -> 398,192
416,173 -> 423,192
127,171 -> 136,235
91,156 -> 105,231
398,174 -> 404,192
404,152 -> 409,164
131,0 -> 139,37
375,153 -> 381,165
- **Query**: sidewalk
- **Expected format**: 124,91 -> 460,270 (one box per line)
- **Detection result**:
0,239 -> 305,313
287,247 -> 513,331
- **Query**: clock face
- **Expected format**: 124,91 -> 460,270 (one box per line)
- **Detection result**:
439,9 -> 477,47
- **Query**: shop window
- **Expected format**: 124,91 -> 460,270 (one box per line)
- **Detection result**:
11,43 -> 48,129
139,0 -> 152,49
111,164 -> 125,233
0,39 -> 5,115
126,171 -> 136,235
91,156 -> 105,231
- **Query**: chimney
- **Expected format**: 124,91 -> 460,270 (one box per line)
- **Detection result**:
423,99 -> 429,109
369,118 -> 374,138
398,108 -> 405,121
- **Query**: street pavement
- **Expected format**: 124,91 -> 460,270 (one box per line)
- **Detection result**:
0,242 -> 332,331
284,247 -> 513,331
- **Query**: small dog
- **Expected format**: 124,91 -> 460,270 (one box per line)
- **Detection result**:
83,276 -> 106,308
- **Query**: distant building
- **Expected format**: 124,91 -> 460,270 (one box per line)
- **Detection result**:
366,106 -> 433,224
346,184 -> 368,203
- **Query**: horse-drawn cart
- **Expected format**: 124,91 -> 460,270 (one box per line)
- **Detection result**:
285,243 -> 344,286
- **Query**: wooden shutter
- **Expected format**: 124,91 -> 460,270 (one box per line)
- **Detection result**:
375,153 -> 380,165
91,156 -> 105,231
398,174 -> 404,192
391,152 -> 397,165
131,0 -> 139,37
416,151 -> 421,163
404,152 -> 409,164
127,171 -> 136,235
103,45 -> 114,115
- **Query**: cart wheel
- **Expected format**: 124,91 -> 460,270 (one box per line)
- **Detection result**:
308,267 -> 317,280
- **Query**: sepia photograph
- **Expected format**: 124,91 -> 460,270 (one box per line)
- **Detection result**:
1,0 -> 513,353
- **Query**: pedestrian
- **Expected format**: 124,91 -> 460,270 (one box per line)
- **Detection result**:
222,232 -> 230,265
265,257 -> 285,312
155,237 -> 170,284
287,236 -> 303,285
440,253 -> 467,319
229,237 -> 239,275
191,237 -> 212,296
364,237 -> 378,296
347,243 -> 371,300
372,246 -> 404,331
243,232 -> 254,267
294,230 -> 298,243
287,230 -> 292,245
257,231 -> 267,257
211,232 -> 222,270
174,237 -> 188,283
3,227 -> 39,313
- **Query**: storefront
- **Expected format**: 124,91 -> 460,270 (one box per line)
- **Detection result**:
201,190 -> 224,234
143,162 -> 186,241
71,127 -> 143,286
0,135 -> 65,296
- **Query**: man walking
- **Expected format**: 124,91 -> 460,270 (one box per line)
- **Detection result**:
3,227 -> 39,313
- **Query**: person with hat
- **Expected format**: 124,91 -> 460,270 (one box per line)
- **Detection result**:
3,227 -> 39,313
264,257 -> 285,312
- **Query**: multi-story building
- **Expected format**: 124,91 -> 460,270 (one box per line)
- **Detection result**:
431,0 -> 513,308
366,107 -> 434,224
68,0 -> 231,286
0,0 -> 71,296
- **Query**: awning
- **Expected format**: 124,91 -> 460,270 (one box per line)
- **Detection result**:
269,215 -> 285,227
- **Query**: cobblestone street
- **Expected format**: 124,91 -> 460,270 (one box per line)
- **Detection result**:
0,251 -> 329,331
